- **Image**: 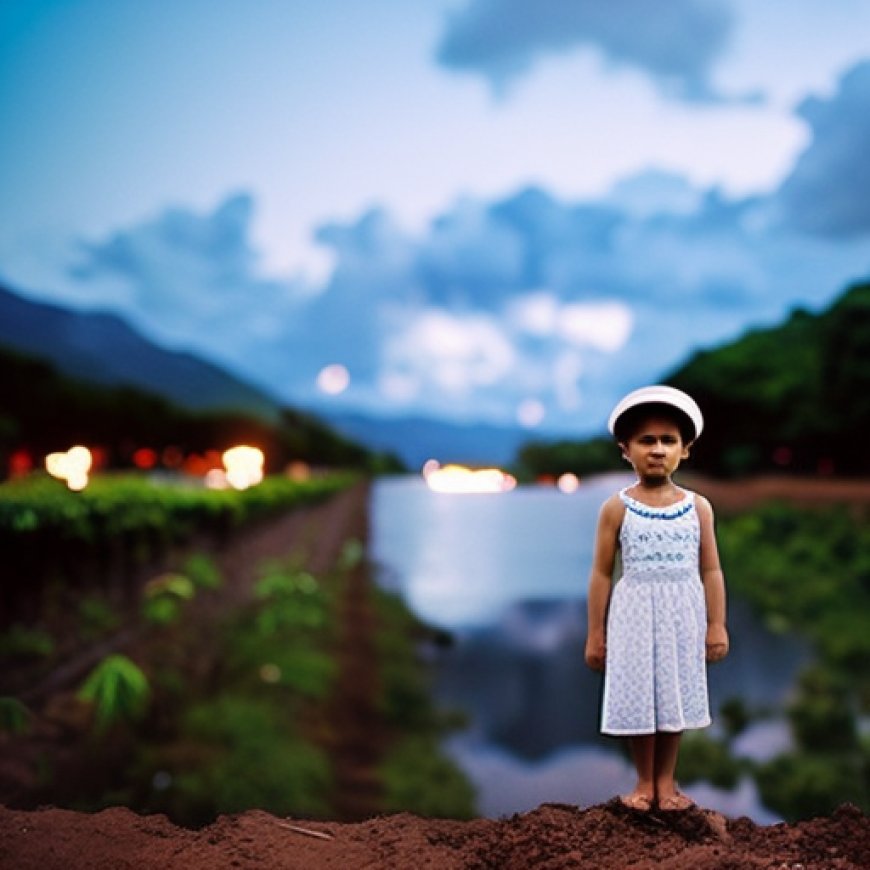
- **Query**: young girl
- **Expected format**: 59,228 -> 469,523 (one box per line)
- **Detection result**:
585,385 -> 729,812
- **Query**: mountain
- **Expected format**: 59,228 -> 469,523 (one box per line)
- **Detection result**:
517,280 -> 870,479
666,280 -> 870,476
0,283 -> 280,421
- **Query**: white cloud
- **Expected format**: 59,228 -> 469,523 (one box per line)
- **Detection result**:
384,309 -> 516,400
558,301 -> 634,352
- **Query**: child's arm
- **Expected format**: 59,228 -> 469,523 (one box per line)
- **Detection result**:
696,495 -> 729,662
585,495 -> 623,671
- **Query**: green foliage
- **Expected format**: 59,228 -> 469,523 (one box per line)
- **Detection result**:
515,437 -> 624,481
0,696 -> 31,735
380,735 -> 476,819
230,560 -> 337,700
676,732 -> 742,790
513,281 -> 870,477
338,537 -> 364,571
718,697 -> 751,739
0,624 -> 54,659
716,501 -> 870,819
77,595 -> 121,640
718,503 -> 870,698
755,752 -> 868,821
181,553 -> 222,590
171,695 -> 332,821
141,573 -> 196,626
667,282 -> 870,476
788,668 -> 858,753
77,654 -> 151,731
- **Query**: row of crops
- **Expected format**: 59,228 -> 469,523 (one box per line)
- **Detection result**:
0,471 -> 356,624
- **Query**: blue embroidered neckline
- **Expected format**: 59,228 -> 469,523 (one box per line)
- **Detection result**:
620,488 -> 694,520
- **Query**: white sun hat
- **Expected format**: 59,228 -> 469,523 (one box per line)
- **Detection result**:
608,385 -> 704,441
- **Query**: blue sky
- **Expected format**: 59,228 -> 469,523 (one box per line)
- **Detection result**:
3,0 -> 870,435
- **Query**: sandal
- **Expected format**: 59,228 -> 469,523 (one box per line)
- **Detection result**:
657,791 -> 696,812
618,793 -> 653,812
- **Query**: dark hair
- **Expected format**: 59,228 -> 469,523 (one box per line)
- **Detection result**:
612,402 -> 696,444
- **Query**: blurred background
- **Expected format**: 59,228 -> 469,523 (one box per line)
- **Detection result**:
1,0 -> 869,828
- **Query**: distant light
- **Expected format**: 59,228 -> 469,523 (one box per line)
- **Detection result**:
45,445 -> 93,490
316,364 -> 350,395
517,399 -> 545,428
132,448 -> 158,470
421,458 -> 440,478
557,473 -> 581,494
424,463 -> 516,494
286,461 -> 311,481
222,445 -> 265,490
205,468 -> 228,490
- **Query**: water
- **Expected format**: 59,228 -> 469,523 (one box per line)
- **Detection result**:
370,475 -> 807,822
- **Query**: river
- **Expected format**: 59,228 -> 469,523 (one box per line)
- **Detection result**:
370,474 -> 808,822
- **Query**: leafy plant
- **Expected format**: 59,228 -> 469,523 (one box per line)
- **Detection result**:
0,696 -> 31,735
78,654 -> 151,731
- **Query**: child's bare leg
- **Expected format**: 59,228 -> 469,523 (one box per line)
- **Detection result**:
654,731 -> 693,808
622,735 -> 655,808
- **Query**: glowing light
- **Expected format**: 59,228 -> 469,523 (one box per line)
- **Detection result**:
423,462 -> 517,494
132,448 -> 158,470
557,472 -> 581,494
222,445 -> 265,490
421,458 -> 440,477
205,468 -> 228,490
286,461 -> 311,481
45,445 -> 93,491
316,363 -> 350,395
517,398 -> 545,428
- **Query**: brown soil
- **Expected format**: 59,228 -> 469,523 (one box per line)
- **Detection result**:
1,800 -> 867,869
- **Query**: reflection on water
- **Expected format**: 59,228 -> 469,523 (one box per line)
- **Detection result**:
371,476 -> 808,822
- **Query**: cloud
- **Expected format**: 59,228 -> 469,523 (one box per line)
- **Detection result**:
71,193 -> 303,362
436,0 -> 737,101
777,60 -> 870,237
67,162 -> 870,433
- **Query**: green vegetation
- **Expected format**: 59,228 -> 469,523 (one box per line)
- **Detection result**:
0,697 -> 31,735
515,281 -> 870,478
0,471 -> 354,625
669,282 -> 870,476
77,654 -> 151,732
515,437 -> 624,482
374,587 -> 476,819
708,503 -> 870,820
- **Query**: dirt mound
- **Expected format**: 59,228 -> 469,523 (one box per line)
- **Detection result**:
2,801 -> 867,869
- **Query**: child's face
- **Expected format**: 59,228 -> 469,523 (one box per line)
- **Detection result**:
619,416 -> 690,480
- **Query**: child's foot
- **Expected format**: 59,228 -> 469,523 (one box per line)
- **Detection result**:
618,792 -> 653,812
657,791 -> 695,812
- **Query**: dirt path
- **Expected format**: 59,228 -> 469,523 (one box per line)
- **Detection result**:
1,799 -> 867,869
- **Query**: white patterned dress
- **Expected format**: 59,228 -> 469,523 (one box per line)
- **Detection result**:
601,487 -> 711,735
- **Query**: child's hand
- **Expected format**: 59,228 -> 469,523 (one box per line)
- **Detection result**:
705,624 -> 729,662
585,632 -> 606,671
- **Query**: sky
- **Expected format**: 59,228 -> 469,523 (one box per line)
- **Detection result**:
3,0 -> 870,436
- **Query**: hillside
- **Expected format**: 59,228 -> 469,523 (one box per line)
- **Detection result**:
0,345 -> 400,474
0,283 -> 280,420
667,281 -> 870,477
516,281 -> 870,479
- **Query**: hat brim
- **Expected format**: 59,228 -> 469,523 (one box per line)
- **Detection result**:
608,385 -> 703,441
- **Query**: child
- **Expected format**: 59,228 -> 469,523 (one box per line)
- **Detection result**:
584,385 -> 729,812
